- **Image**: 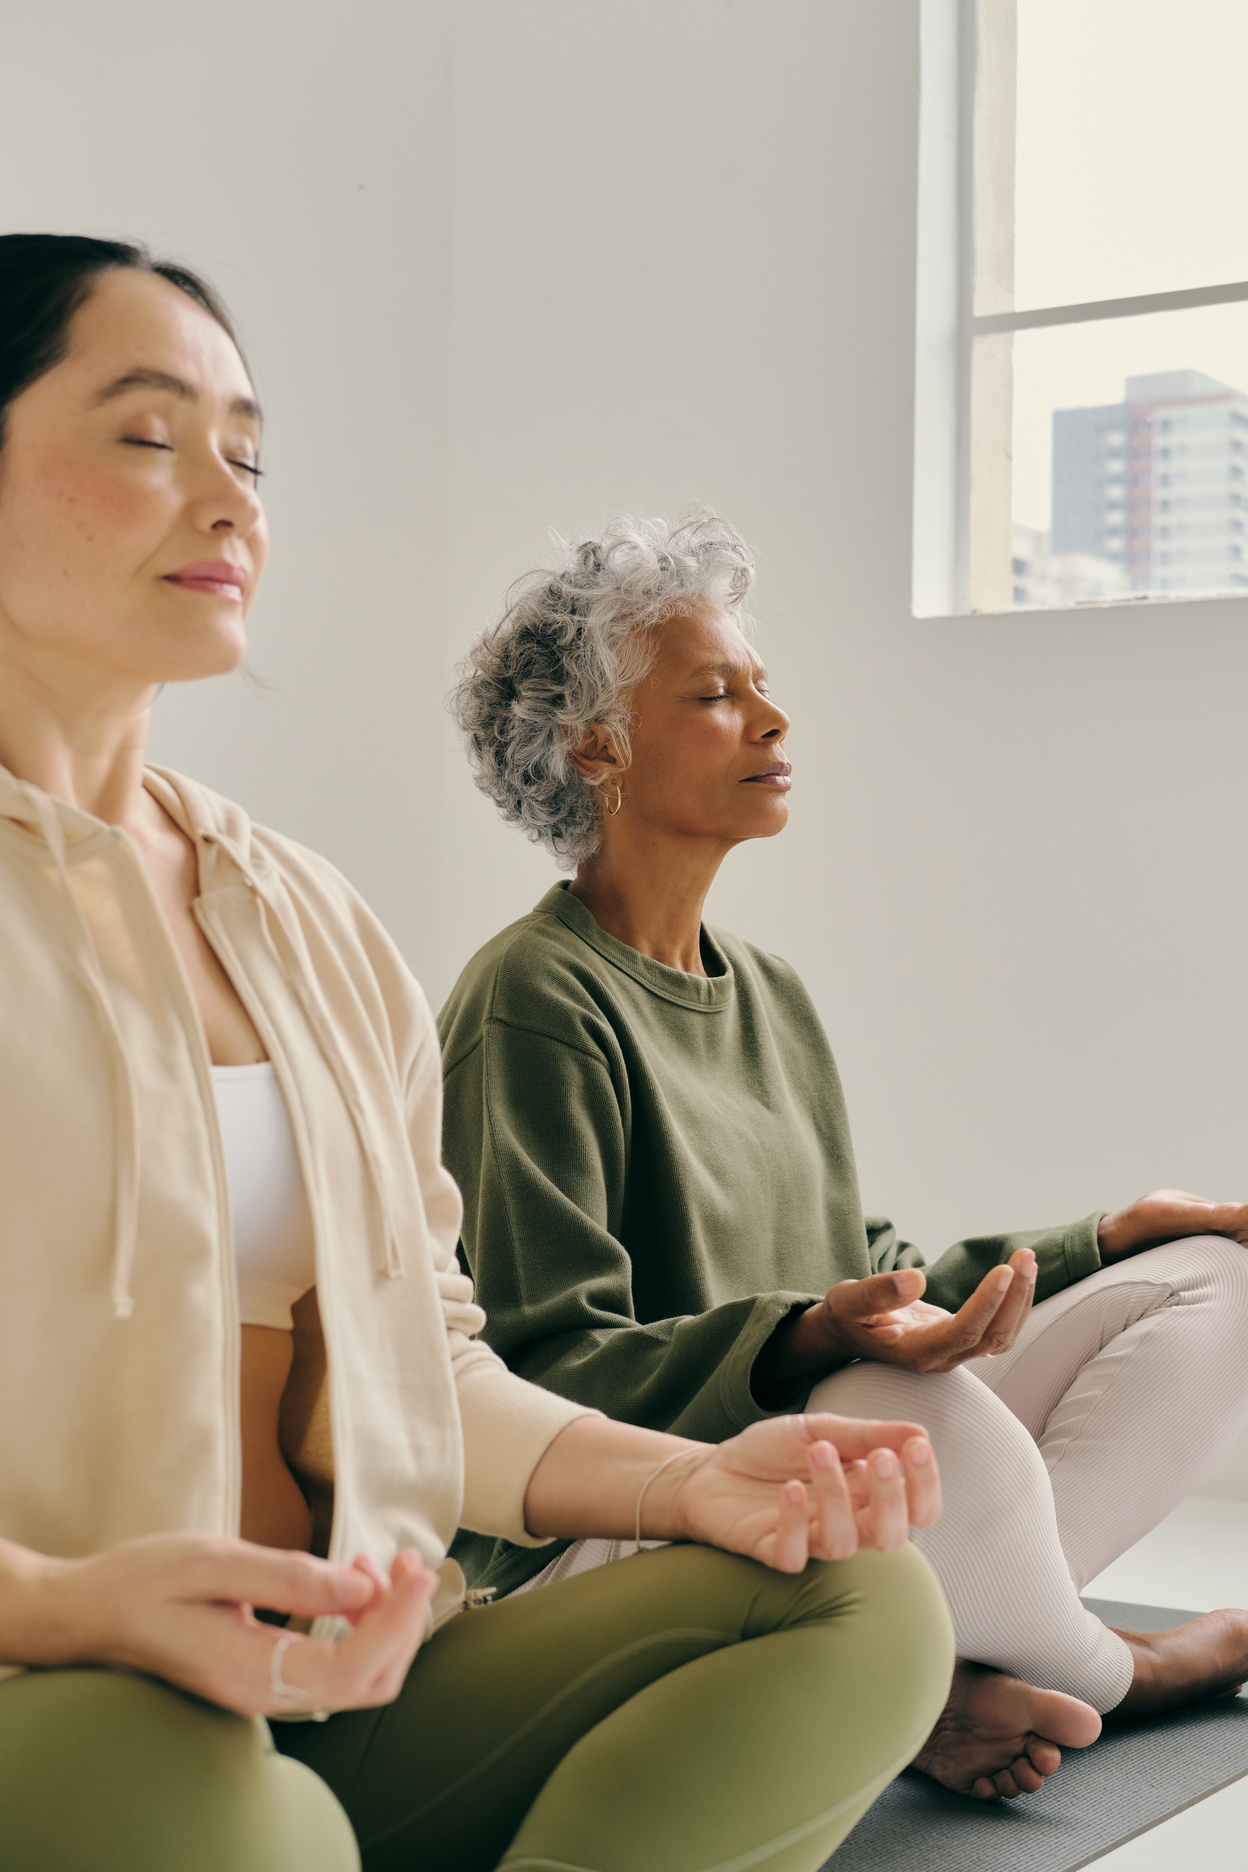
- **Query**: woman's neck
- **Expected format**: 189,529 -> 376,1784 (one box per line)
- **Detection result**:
569,842 -> 726,977
0,644 -> 154,828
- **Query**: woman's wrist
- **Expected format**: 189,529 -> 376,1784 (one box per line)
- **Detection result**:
751,1301 -> 846,1407
0,1545 -> 87,1668
641,1446 -> 712,1542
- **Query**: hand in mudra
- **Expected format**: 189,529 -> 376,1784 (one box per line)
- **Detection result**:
1098,1188 -> 1248,1262
820,1248 -> 1038,1374
749,1249 -> 1039,1406
31,1532 -> 439,1718
670,1413 -> 941,1573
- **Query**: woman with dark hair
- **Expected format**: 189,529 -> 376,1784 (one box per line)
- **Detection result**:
0,235 -> 953,1872
441,509 -> 1248,1803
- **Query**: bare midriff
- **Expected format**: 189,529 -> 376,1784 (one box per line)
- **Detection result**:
239,1323 -> 314,1552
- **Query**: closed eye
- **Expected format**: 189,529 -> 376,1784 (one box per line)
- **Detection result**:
123,437 -> 262,479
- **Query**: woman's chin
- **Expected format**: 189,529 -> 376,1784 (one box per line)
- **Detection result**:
741,796 -> 790,839
145,624 -> 249,685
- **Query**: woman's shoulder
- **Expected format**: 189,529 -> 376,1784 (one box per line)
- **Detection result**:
439,888 -> 628,1071
705,923 -> 809,1000
149,766 -> 436,1048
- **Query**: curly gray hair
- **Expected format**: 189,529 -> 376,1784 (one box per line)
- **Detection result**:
449,508 -> 757,866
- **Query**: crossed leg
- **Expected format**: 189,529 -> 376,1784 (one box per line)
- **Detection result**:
809,1233 -> 1248,1795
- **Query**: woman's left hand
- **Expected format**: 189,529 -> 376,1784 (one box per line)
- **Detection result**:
662,1413 -> 941,1574
1098,1189 -> 1248,1263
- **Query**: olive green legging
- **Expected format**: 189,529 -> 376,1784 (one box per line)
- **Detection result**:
0,1543 -> 953,1872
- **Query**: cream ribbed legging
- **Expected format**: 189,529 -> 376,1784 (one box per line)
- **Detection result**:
524,1238 -> 1248,1715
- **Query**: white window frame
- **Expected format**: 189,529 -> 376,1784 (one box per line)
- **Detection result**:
912,0 -> 1248,617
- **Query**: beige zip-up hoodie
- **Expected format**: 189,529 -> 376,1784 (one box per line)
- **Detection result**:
0,762 -> 590,1668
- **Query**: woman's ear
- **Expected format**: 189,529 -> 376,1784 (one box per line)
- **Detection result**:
569,722 -> 622,783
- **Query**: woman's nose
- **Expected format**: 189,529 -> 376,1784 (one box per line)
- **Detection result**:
195,471 -> 263,538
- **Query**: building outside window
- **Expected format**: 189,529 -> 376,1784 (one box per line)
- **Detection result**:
913,0 -> 1248,616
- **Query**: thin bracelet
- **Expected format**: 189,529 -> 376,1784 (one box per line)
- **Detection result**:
633,1448 -> 700,1554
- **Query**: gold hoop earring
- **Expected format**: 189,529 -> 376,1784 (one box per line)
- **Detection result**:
606,785 -> 623,817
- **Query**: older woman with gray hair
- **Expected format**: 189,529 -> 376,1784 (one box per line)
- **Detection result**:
441,507 -> 1248,1804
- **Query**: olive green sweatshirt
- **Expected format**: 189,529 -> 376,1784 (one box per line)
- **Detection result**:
440,883 -> 1102,1595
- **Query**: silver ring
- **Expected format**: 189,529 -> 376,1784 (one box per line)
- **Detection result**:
269,1630 -> 312,1710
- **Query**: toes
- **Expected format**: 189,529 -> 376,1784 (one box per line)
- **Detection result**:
1010,1755 -> 1045,1795
992,1769 -> 1022,1798
1024,1735 -> 1061,1776
972,1776 -> 1000,1801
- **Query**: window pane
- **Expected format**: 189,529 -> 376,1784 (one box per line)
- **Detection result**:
1014,0 -> 1248,309
1010,303 -> 1248,606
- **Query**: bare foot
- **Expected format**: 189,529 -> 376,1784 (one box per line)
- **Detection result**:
913,1659 -> 1102,1800
1110,1609 -> 1248,1720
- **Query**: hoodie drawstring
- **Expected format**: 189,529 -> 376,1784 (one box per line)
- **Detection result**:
26,790 -> 142,1320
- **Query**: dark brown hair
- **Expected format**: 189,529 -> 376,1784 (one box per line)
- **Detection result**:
0,234 -> 241,446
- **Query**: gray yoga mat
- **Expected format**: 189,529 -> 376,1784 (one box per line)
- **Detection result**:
828,1599 -> 1248,1871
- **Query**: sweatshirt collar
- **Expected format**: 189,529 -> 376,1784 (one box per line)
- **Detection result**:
539,882 -> 734,1011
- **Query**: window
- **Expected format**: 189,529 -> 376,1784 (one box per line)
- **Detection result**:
913,0 -> 1248,615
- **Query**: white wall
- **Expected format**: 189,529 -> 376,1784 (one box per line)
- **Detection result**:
6,1 -> 1248,1491
0,0 -> 455,983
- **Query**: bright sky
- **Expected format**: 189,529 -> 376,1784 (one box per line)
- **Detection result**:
1012,0 -> 1248,528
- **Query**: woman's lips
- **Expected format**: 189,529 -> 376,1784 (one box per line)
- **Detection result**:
742,762 -> 792,790
163,560 -> 247,600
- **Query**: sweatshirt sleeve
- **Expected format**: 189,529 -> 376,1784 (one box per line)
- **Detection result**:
404,989 -> 598,1546
865,1212 -> 1105,1311
443,1018 -> 821,1441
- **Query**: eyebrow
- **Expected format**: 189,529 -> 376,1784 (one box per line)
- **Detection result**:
690,660 -> 769,683
92,367 -> 262,422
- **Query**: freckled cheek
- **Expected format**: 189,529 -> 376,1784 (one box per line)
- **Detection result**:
35,455 -> 158,538
0,460 -> 163,621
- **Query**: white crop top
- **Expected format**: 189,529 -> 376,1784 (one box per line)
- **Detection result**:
211,1063 -> 316,1330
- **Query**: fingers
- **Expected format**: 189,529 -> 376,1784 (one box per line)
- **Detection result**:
975,1250 -> 1037,1355
261,1551 -> 436,1714
806,1441 -> 858,1561
741,1416 -> 940,1535
799,1412 -> 930,1464
337,1552 -> 391,1627
855,1447 -> 910,1552
828,1269 -> 925,1323
901,1261 -> 1023,1367
901,1434 -> 942,1527
946,1267 -> 1014,1349
770,1480 -> 812,1573
180,1542 -> 379,1619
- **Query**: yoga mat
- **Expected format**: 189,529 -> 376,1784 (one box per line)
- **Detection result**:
828,1600 -> 1248,1871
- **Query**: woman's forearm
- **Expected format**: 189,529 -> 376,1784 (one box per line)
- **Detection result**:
0,1537 -> 80,1667
523,1416 -> 707,1542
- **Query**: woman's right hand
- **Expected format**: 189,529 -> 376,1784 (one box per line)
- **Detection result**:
12,1532 -> 437,1717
